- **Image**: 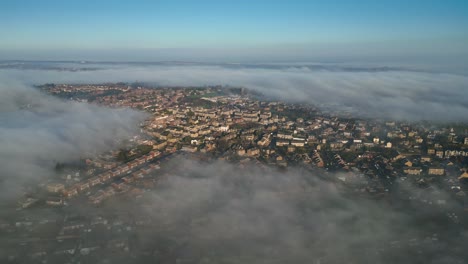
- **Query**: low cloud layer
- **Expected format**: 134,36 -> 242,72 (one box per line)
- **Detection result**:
116,158 -> 467,264
0,79 -> 146,199
2,62 -> 467,121
0,63 -> 467,262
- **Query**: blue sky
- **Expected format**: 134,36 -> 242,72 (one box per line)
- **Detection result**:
1,0 -> 467,62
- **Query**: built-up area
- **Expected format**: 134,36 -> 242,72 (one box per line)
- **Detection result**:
2,83 -> 467,263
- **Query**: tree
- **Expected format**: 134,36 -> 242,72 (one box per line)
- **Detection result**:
55,162 -> 65,172
117,149 -> 131,162
136,144 -> 152,155
187,110 -> 194,118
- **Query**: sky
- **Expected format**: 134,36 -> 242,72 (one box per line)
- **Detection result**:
1,0 -> 467,62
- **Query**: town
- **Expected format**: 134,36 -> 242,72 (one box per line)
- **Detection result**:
40,83 -> 468,199
1,82 -> 468,263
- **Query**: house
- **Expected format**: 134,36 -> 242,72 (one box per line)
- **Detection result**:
404,160 -> 413,167
247,148 -> 260,157
218,125 -> 230,132
458,171 -> 468,180
153,141 -> 167,150
330,141 -> 344,150
312,151 -> 324,168
421,156 -> 431,162
77,182 -> 90,191
53,240 -> 78,255
403,167 -> 422,175
99,172 -> 111,181
291,139 -> 305,147
257,136 -> 271,147
89,177 -> 101,186
47,183 -> 65,193
122,176 -> 135,183
63,188 -> 78,198
132,172 -> 144,180
241,133 -> 256,141
236,147 -> 246,156
46,197 -> 63,206
428,167 -> 445,175
181,145 -> 198,152
89,192 -> 105,204
112,182 -> 127,190
276,139 -> 290,147
277,131 -> 293,140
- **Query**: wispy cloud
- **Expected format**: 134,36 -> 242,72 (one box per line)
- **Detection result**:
0,64 -> 467,262
2,62 -> 467,121
113,158 -> 467,263
0,78 -> 146,199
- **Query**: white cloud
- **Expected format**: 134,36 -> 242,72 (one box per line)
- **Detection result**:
0,78 -> 146,199
3,62 -> 467,121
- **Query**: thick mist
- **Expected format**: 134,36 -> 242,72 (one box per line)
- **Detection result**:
103,158 -> 467,264
0,62 -> 467,263
0,79 -> 147,199
2,62 -> 467,121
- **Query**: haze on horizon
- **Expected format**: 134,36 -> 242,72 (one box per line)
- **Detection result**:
1,0 -> 468,121
1,0 -> 467,69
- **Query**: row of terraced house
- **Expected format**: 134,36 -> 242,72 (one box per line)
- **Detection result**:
62,151 -> 161,198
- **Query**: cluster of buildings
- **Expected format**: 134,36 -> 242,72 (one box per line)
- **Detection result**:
2,83 -> 467,263
0,208 -> 174,263
41,151 -> 161,207
39,84 -> 468,198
